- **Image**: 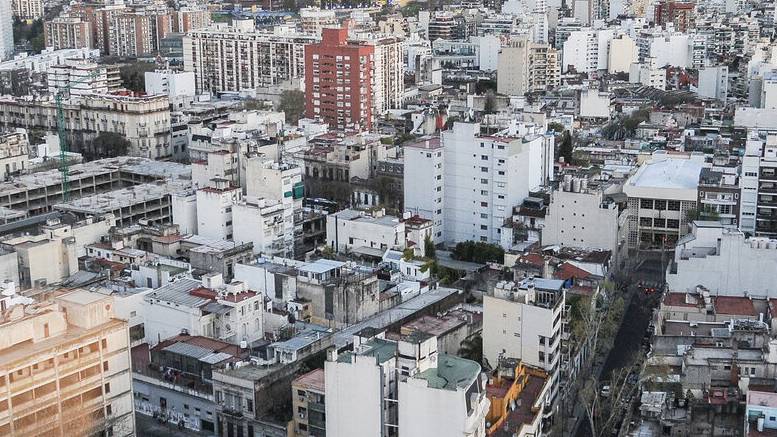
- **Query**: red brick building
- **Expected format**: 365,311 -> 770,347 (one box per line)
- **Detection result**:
304,27 -> 374,131
654,1 -> 695,33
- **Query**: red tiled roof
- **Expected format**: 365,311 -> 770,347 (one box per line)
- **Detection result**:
663,292 -> 698,308
713,296 -> 756,316
190,287 -> 217,300
554,262 -> 592,281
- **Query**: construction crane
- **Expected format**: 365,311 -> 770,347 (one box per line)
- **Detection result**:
54,69 -> 100,202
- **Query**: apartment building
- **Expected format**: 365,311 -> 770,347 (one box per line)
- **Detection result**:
142,273 -> 264,346
196,178 -> 242,241
298,7 -> 337,34
666,221 -> 777,296
740,130 -> 777,236
0,94 -> 173,159
542,177 -> 624,255
697,168 -> 740,226
403,137 -> 444,242
439,122 -> 552,245
364,34 -> 404,116
0,129 -> 29,180
46,61 -> 108,99
305,26 -> 374,131
623,153 -> 703,248
290,368 -> 326,437
232,197 -> 288,257
497,37 -> 560,95
0,289 -> 135,436
171,8 -> 211,33
0,0 -> 11,61
562,28 -> 614,73
326,208 -> 406,254
483,278 -> 565,400
11,0 -> 42,21
44,16 -> 94,50
183,20 -> 316,94
325,329 -> 489,437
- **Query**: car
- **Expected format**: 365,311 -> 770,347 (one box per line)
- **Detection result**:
601,385 -> 611,398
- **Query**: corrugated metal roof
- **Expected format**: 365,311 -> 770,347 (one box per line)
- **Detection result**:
146,278 -> 208,307
162,341 -> 213,359
199,352 -> 233,364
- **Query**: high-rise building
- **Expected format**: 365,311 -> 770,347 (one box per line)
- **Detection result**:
0,0 -> 12,61
483,277 -> 565,401
403,137 -> 445,242
741,130 -> 777,237
654,0 -> 695,32
44,16 -> 95,50
183,20 -> 316,94
497,37 -> 559,95
171,8 -> 211,33
0,288 -> 135,436
11,0 -> 42,21
363,34 -> 404,116
304,26 -> 374,131
325,328 -> 490,437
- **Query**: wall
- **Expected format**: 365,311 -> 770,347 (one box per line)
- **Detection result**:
542,189 -> 619,253
324,356 -> 384,437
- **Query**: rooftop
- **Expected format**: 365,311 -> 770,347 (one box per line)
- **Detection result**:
55,181 -> 189,214
338,338 -> 397,364
292,368 -> 325,393
413,354 -> 480,391
626,157 -> 703,191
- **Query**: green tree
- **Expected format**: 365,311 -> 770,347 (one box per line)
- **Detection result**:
119,62 -> 157,93
558,130 -> 573,163
88,132 -> 131,160
278,89 -> 306,124
458,335 -> 483,365
483,91 -> 497,114
548,122 -> 565,133
423,235 -> 436,259
451,241 -> 504,264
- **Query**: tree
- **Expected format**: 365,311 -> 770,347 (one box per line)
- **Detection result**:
458,335 -> 483,365
558,130 -> 573,163
119,62 -> 157,93
685,207 -> 700,222
278,90 -> 306,124
483,91 -> 497,114
423,235 -> 436,259
451,241 -> 504,264
548,122 -> 565,133
87,132 -> 131,160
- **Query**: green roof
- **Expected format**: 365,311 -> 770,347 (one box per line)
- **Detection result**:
414,354 -> 481,391
337,338 -> 397,364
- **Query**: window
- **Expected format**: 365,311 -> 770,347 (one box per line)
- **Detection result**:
481,155 -> 488,160
104,383 -> 110,394
667,200 -> 680,210
640,217 -> 652,226
481,213 -> 488,218
539,351 -> 545,362
481,202 -> 488,207
103,361 -> 109,372
106,404 -> 112,416
481,178 -> 488,184
480,225 -> 488,230
481,167 -> 488,172
640,199 -> 653,209
667,219 -> 680,228
654,200 -> 667,210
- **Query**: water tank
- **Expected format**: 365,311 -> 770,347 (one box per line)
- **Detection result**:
758,416 -> 765,432
572,178 -> 581,193
563,174 -> 572,192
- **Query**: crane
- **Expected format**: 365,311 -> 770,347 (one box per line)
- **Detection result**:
54,69 -> 100,202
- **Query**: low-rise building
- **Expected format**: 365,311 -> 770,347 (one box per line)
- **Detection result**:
326,208 -> 406,254
290,368 -> 326,437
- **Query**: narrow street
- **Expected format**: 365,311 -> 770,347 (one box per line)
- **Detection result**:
573,255 -> 666,437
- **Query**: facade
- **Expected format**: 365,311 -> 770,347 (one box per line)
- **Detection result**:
144,70 -> 196,109
11,0 -> 41,20
366,35 -> 404,116
440,122 -> 551,245
497,37 -> 559,95
325,329 -> 489,437
608,34 -> 638,73
232,197 -> 288,257
482,278 -> 565,400
695,65 -> 729,101
290,368 -> 326,437
622,154 -> 703,248
0,289 -> 135,436
0,0 -> 12,61
740,130 -> 777,236
697,168 -> 740,226
183,21 -> 316,94
667,221 -> 777,296
196,179 -> 242,241
542,179 -> 622,254
304,27 -> 374,131
403,137 -> 444,242
326,208 -> 406,253
44,16 -> 94,50
0,129 -> 29,180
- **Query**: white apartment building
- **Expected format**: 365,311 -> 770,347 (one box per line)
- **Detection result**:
196,178 -> 242,241
232,197 -> 288,257
298,7 -> 337,34
562,28 -> 614,73
483,278 -> 565,399
183,21 -> 317,94
608,34 -> 638,73
47,61 -> 109,99
623,153 -> 703,248
12,0 -> 42,20
542,178 -> 622,254
629,56 -> 666,90
0,289 -> 135,437
695,65 -> 729,101
142,274 -> 263,346
635,29 -> 689,68
325,329 -> 489,437
0,0 -> 13,61
144,70 -> 196,109
403,137 -> 444,242
740,130 -> 777,237
667,221 -> 777,296
326,208 -> 406,253
441,122 -> 551,245
0,128 -> 29,180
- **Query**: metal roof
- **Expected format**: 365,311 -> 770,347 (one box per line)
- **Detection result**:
199,352 -> 234,365
162,342 -> 213,359
146,278 -> 208,307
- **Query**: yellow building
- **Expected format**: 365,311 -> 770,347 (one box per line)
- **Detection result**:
0,289 -> 135,436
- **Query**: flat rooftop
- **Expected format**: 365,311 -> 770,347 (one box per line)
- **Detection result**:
627,158 -> 703,190
55,181 -> 189,214
414,354 -> 480,391
331,209 -> 401,228
292,368 -> 325,393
